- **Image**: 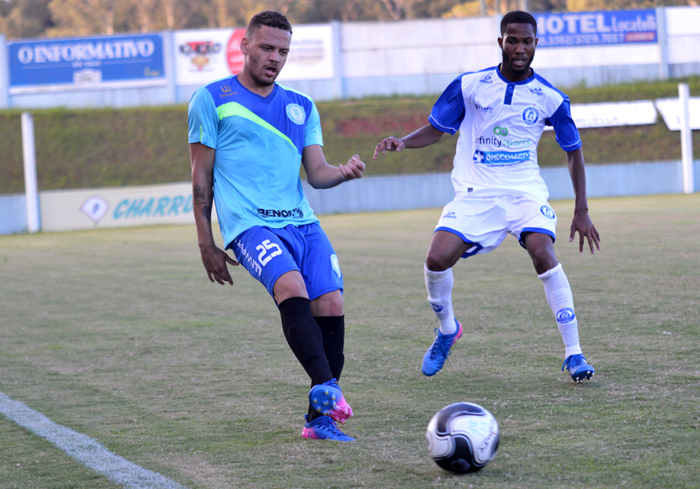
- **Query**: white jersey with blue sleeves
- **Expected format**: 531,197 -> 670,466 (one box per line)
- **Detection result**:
429,66 -> 581,201
188,76 -> 322,248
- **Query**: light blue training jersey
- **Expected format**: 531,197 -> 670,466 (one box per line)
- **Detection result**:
188,75 -> 323,248
429,66 -> 582,201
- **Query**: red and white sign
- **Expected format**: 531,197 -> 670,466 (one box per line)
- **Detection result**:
174,25 -> 334,87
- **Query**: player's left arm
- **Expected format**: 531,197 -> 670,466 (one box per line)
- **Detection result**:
567,147 -> 601,254
302,145 -> 365,189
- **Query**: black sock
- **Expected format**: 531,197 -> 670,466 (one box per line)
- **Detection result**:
314,315 -> 345,381
307,315 -> 346,422
278,297 -> 333,388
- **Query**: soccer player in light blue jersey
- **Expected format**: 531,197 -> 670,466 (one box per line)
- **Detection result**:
189,11 -> 365,442
374,11 -> 601,383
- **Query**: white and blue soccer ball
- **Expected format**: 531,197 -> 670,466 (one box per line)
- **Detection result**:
426,402 -> 499,474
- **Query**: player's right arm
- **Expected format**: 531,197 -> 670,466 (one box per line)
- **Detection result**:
188,87 -> 238,285
190,143 -> 238,286
374,74 -> 465,160
373,124 -> 445,159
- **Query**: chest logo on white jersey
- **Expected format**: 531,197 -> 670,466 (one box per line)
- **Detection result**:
286,103 -> 306,125
522,107 -> 539,125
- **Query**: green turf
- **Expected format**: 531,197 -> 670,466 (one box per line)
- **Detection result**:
1,194 -> 699,488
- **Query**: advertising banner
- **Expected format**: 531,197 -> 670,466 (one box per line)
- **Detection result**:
654,97 -> 700,131
39,182 -> 217,233
535,10 -> 657,47
545,100 -> 658,131
8,34 -> 165,94
174,24 -> 333,87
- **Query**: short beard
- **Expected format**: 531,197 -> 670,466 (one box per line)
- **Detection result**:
250,71 -> 276,87
502,49 -> 534,77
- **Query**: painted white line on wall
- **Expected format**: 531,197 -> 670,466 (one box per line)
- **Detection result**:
0,391 -> 187,489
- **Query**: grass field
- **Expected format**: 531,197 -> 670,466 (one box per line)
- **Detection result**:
1,194 -> 699,489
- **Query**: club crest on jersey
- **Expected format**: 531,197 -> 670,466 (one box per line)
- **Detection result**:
286,103 -> 305,125
330,254 -> 341,278
556,308 -> 576,324
522,107 -> 539,125
540,205 -> 556,220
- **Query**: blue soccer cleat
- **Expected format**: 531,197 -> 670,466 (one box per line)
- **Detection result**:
421,320 -> 463,377
308,379 -> 354,424
302,415 -> 355,441
562,354 -> 595,382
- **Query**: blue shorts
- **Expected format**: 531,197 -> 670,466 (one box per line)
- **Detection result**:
230,223 -> 343,300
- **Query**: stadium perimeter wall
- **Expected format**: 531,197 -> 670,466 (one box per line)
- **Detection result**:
1,6 -> 700,108
2,160 -> 699,235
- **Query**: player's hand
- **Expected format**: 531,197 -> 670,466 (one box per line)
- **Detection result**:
373,136 -> 405,159
339,154 -> 365,181
569,209 -> 601,254
199,243 -> 239,285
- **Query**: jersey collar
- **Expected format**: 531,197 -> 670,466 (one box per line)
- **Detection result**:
496,64 -> 537,85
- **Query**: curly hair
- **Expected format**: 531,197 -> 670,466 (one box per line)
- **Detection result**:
246,10 -> 293,37
500,10 -> 537,36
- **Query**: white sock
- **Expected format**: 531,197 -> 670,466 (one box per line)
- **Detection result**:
424,264 -> 457,335
538,264 -> 582,358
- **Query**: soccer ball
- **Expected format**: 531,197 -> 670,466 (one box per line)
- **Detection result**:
426,402 -> 499,474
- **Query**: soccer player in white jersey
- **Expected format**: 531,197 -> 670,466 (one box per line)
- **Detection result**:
189,11 -> 365,441
374,10 -> 601,382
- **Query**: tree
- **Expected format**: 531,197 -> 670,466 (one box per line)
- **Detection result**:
0,0 -> 54,39
47,0 -> 122,36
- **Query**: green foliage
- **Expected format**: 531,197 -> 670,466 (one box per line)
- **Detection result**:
1,76 -> 699,195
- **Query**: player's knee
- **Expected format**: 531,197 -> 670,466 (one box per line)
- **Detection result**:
273,272 -> 308,303
530,247 -> 558,274
425,253 -> 452,272
311,291 -> 343,316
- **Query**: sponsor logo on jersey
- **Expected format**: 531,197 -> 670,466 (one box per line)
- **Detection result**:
493,126 -> 508,136
219,85 -> 236,98
475,104 -> 493,112
479,75 -> 493,84
442,211 -> 457,219
556,308 -> 576,324
286,103 -> 305,125
473,150 -> 530,166
257,207 -> 304,219
530,87 -> 544,97
331,254 -> 342,278
522,107 -> 540,125
540,205 -> 556,220
476,136 -> 532,149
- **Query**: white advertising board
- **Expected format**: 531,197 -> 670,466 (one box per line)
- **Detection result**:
39,182 -> 217,233
174,24 -> 334,87
545,100 -> 657,130
655,97 -> 700,131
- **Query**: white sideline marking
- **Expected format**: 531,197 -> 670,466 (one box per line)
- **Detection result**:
0,391 -> 187,489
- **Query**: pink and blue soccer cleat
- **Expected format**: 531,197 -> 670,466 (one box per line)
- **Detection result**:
308,378 -> 354,424
562,354 -> 595,382
302,415 -> 355,442
421,320 -> 463,376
